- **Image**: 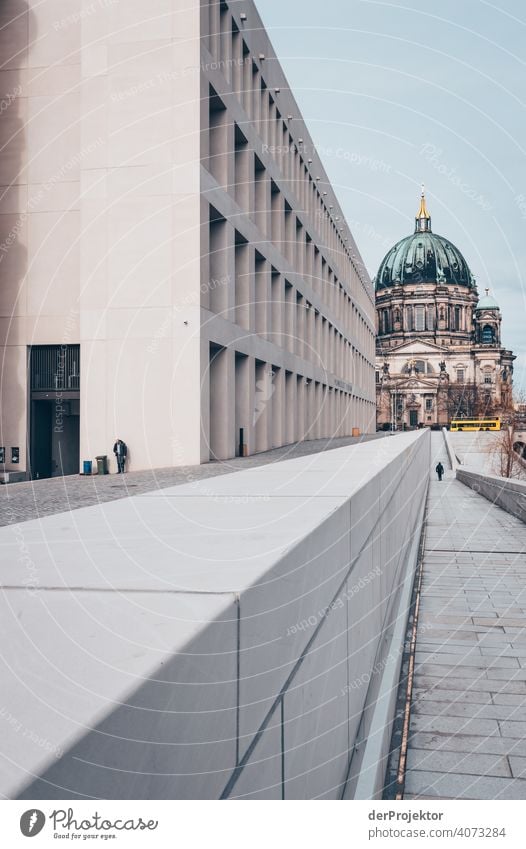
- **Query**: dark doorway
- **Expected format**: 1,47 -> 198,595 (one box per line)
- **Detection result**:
29,399 -> 80,479
28,345 -> 80,480
409,410 -> 418,428
30,401 -> 53,479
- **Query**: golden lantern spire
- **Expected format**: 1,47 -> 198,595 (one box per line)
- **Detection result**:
415,184 -> 431,232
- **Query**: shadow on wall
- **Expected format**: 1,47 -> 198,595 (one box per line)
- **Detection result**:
0,1 -> 32,476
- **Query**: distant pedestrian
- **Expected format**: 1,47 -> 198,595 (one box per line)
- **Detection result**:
435,461 -> 444,481
113,439 -> 127,474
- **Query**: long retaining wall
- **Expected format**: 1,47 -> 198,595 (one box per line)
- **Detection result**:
0,430 -> 430,800
456,468 -> 526,524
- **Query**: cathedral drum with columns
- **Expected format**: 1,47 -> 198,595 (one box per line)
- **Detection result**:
375,191 -> 515,430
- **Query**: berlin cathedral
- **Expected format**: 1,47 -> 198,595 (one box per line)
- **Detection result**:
375,191 -> 515,429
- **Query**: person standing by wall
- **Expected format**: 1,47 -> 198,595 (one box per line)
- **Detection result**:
435,461 -> 444,481
113,439 -> 128,474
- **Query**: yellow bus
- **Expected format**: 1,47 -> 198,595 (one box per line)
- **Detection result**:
450,417 -> 501,432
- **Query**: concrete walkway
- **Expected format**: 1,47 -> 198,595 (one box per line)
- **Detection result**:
0,434 -> 385,527
404,432 -> 526,799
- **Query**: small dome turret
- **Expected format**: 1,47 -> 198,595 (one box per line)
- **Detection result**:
475,289 -> 499,311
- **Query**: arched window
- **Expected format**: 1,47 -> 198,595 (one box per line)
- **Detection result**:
482,325 -> 494,344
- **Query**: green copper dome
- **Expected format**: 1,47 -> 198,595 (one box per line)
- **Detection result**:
375,191 -> 475,290
475,290 -> 499,310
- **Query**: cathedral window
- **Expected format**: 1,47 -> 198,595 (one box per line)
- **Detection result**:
414,305 -> 425,331
454,306 -> 461,330
482,325 -> 494,344
484,374 -> 492,384
456,369 -> 465,383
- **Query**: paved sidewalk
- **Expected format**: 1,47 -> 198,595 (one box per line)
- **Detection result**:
0,433 -> 385,527
404,432 -> 526,800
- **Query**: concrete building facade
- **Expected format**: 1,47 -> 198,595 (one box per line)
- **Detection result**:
0,0 -> 375,478
375,192 -> 515,430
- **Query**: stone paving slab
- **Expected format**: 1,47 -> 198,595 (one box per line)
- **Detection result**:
409,731 -> 526,758
404,770 -> 526,800
406,748 -> 511,777
509,757 -> 526,778
413,687 -> 493,704
414,675 -> 526,695
403,432 -> 526,801
413,700 -> 526,722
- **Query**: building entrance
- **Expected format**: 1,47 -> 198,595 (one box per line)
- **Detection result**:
409,409 -> 419,428
28,346 -> 80,479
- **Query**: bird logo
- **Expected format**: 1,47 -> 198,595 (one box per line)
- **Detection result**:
19,809 -> 46,837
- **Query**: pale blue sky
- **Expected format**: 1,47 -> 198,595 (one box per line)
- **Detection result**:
256,0 -> 526,389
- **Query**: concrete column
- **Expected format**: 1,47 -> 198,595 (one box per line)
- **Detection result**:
254,360 -> 273,453
272,366 -> 286,448
235,353 -> 255,456
285,371 -> 296,445
271,272 -> 285,349
296,375 -> 306,442
305,379 -> 316,440
255,254 -> 271,338
314,381 -> 322,439
235,239 -> 250,330
306,304 -> 315,363
209,345 -> 235,460
321,384 -> 329,438
234,133 -> 252,213
208,0 -> 220,58
285,284 -> 296,354
296,294 -> 305,359
219,4 -> 232,84
271,185 -> 284,246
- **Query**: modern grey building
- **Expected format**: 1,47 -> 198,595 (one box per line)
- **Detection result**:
0,0 -> 375,478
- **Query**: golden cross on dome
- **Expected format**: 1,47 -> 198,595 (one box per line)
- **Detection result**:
415,185 -> 431,232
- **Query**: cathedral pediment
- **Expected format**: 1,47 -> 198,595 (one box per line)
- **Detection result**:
384,338 -> 447,354
392,376 -> 437,390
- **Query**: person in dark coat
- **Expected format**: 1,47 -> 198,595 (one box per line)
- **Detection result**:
113,439 -> 127,473
435,461 -> 444,481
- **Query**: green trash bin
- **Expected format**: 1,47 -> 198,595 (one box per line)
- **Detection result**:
95,455 -> 109,475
